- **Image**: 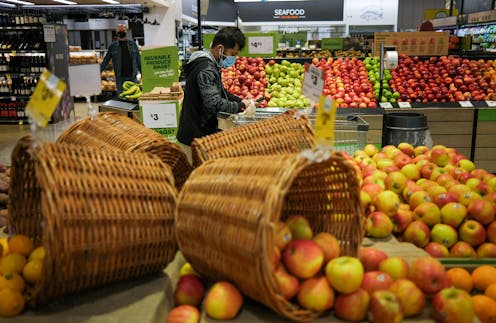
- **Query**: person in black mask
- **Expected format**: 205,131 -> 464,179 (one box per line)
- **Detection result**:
101,24 -> 142,96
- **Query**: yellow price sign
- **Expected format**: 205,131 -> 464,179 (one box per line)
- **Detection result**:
314,95 -> 337,147
25,69 -> 66,128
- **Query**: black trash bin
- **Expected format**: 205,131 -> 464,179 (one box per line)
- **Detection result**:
382,112 -> 431,147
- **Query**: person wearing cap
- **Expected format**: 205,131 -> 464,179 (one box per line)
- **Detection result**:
101,24 -> 142,95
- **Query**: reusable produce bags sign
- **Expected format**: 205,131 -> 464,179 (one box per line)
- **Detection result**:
141,46 -> 178,92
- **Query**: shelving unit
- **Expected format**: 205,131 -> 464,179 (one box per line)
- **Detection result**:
0,23 -> 47,124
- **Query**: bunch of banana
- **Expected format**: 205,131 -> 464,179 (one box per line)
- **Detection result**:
120,81 -> 142,100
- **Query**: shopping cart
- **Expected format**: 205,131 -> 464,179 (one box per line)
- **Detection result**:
218,108 -> 369,155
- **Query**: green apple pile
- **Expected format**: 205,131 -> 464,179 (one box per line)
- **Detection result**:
363,56 -> 400,103
265,60 -> 311,108
350,143 -> 496,258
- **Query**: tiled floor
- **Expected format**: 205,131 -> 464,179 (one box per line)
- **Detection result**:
0,102 -> 91,165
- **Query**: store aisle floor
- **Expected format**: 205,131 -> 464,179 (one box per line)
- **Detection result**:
0,102 -> 91,165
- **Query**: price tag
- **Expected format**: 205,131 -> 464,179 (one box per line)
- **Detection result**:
43,25 -> 56,43
485,100 -> 496,107
25,69 -> 66,128
398,101 -> 411,108
459,101 -> 474,108
302,63 -> 325,103
141,102 -> 178,129
380,102 -> 394,109
314,95 -> 337,147
247,36 -> 274,55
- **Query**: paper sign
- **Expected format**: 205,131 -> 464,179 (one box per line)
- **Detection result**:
141,46 -> 179,92
314,95 -> 337,147
486,100 -> 496,107
398,101 -> 411,108
43,25 -> 56,43
25,69 -> 66,127
248,36 -> 274,55
142,102 -> 178,129
302,63 -> 325,103
380,102 -> 394,109
459,101 -> 474,108
140,101 -> 180,141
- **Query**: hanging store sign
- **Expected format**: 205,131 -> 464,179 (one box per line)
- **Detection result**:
373,32 -> 450,57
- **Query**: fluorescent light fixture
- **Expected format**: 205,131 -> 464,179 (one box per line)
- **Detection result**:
102,0 -> 120,3
51,0 -> 77,4
0,1 -> 16,7
4,0 -> 34,5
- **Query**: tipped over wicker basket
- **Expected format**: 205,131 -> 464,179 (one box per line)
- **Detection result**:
9,135 -> 178,305
191,110 -> 314,168
57,112 -> 192,190
175,150 -> 364,322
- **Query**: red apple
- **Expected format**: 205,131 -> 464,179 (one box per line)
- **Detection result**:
430,223 -> 458,248
274,266 -> 300,300
391,208 -> 413,233
433,192 -> 459,208
403,220 -> 431,248
366,211 -> 394,239
282,240 -> 324,279
393,153 -> 413,169
487,221 -> 496,243
449,241 -> 477,258
362,183 -> 384,201
312,232 -> 340,263
297,276 -> 334,311
459,219 -> 486,247
440,202 -> 467,228
409,191 -> 432,209
476,242 -> 496,257
409,257 -> 448,295
424,242 -> 450,257
173,274 -> 206,306
334,288 -> 370,321
398,142 -> 415,157
432,287 -> 474,323
389,278 -> 426,317
401,164 -> 421,181
468,199 -> 495,225
379,257 -> 409,280
384,171 -> 409,195
413,202 -> 441,227
361,271 -> 393,294
166,305 -> 201,323
364,144 -> 379,157
203,282 -> 243,320
420,162 -> 438,179
359,247 -> 388,272
368,290 -> 403,323
373,190 -> 400,216
326,256 -> 364,294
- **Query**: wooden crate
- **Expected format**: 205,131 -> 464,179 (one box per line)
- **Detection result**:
475,109 -> 496,173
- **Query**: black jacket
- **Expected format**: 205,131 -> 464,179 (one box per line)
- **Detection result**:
177,51 -> 244,145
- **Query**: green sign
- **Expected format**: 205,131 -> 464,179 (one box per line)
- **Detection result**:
203,32 -> 277,58
141,46 -> 178,92
278,31 -> 307,47
140,100 -> 180,142
321,38 -> 344,50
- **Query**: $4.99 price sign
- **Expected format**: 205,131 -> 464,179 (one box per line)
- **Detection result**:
25,69 -> 66,127
314,95 -> 337,147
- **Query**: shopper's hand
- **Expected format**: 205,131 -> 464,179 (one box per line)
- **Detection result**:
241,99 -> 251,111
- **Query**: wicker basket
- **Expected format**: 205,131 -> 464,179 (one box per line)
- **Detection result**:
57,112 -> 192,190
175,151 -> 364,322
9,135 -> 178,305
191,110 -> 314,168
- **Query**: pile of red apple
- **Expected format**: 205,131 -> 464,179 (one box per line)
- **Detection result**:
222,56 -> 269,108
312,57 -> 377,108
351,142 -> 496,258
390,55 -> 496,102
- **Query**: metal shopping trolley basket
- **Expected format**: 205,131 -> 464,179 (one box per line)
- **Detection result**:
218,108 -> 369,155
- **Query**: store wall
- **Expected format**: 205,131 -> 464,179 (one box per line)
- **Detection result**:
144,0 -> 180,47
397,0 -> 446,31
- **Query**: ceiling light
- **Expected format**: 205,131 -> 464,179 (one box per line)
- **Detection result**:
0,2 -> 16,7
4,0 -> 34,5
51,0 -> 77,4
102,0 -> 120,3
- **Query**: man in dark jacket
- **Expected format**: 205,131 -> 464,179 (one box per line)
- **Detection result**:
101,24 -> 142,95
177,27 -> 250,161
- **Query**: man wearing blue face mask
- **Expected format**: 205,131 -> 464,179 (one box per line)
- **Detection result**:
101,24 -> 142,96
177,27 -> 250,161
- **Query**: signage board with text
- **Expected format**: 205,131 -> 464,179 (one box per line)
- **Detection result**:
141,46 -> 179,93
373,32 -> 450,56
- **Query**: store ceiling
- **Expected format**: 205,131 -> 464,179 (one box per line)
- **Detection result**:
1,0 -> 168,8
